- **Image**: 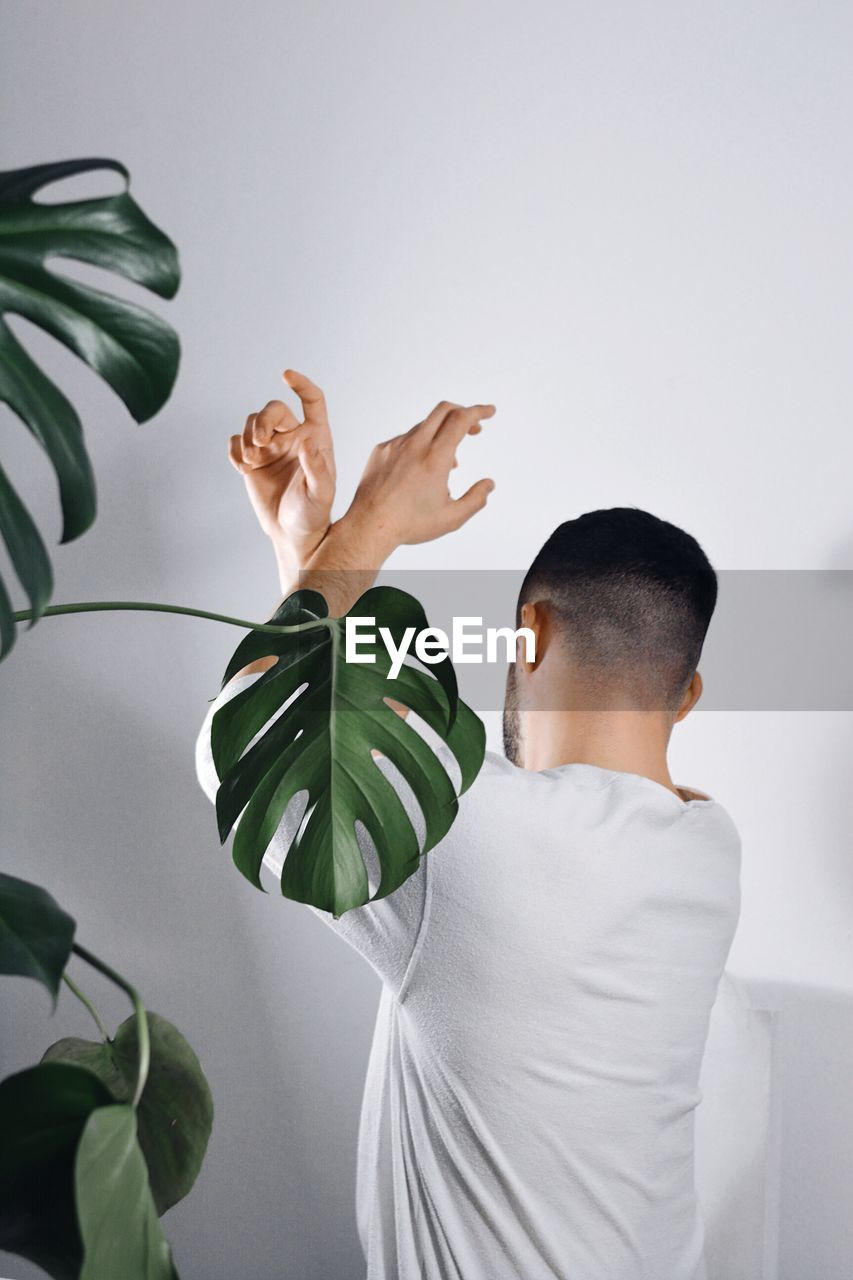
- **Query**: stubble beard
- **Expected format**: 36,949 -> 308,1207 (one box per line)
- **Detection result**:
502,663 -> 523,767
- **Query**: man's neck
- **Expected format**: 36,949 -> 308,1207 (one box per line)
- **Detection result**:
521,709 -> 679,796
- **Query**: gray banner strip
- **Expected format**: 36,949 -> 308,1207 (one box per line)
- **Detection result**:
293,569 -> 853,712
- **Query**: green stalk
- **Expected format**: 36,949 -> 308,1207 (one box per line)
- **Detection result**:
72,942 -> 149,1108
62,972 -> 110,1043
13,600 -> 323,636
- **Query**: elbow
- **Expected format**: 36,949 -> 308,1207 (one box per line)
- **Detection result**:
194,671 -> 261,805
194,708 -> 220,805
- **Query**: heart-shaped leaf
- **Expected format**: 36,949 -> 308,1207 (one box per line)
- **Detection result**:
0,1060 -> 113,1280
43,1010 -> 213,1214
0,157 -> 180,659
0,869 -> 76,1004
75,1104 -> 180,1280
209,586 -> 486,917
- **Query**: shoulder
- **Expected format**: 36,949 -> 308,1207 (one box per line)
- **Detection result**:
698,799 -> 743,856
480,748 -> 519,775
667,790 -> 743,879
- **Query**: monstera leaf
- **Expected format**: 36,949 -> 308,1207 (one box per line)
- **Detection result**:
209,586 -> 486,917
0,157 -> 180,659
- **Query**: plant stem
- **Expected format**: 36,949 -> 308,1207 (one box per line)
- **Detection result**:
13,600 -> 323,636
72,942 -> 150,1108
62,972 -> 110,1043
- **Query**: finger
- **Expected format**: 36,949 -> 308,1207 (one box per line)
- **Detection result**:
241,412 -> 261,462
412,400 -> 463,440
283,369 -> 329,427
254,399 -> 299,445
228,434 -> 247,473
447,477 -> 496,530
434,403 -> 496,450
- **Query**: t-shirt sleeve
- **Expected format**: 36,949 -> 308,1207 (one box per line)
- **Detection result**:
194,669 -> 444,997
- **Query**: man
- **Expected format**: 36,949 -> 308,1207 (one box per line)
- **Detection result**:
195,370 -> 741,1280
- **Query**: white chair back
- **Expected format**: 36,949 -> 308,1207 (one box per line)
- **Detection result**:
695,973 -> 782,1280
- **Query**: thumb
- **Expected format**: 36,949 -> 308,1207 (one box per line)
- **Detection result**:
448,478 -> 495,530
298,441 -> 334,500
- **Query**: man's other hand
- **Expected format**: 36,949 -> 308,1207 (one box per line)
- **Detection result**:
340,400 -> 497,561
229,368 -> 336,566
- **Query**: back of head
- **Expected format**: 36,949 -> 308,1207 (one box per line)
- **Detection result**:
518,507 -> 718,712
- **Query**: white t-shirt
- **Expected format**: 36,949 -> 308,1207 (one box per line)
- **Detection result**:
195,672 -> 741,1280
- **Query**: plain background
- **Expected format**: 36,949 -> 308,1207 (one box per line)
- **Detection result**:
1,2 -> 852,1277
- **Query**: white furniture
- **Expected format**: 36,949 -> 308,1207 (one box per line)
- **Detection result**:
695,973 -> 782,1280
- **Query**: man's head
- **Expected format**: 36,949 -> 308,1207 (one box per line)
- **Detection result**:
503,507 -> 717,767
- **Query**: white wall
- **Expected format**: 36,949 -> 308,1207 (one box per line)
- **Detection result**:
1,3 -> 851,1277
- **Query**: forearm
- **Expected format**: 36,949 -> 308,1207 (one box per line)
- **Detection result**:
230,513 -> 394,680
288,511 -> 392,615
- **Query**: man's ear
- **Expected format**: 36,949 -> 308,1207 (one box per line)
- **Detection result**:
518,601 -> 545,674
674,670 -> 703,722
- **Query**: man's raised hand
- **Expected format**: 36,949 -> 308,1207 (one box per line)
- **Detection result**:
228,369 -> 336,564
341,400 -> 497,560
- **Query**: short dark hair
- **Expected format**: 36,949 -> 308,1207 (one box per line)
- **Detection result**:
517,507 -> 718,709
